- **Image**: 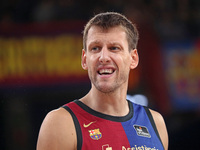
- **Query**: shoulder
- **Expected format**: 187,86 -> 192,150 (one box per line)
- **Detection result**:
37,107 -> 77,150
149,109 -> 169,150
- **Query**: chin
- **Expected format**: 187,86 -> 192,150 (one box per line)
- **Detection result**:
95,84 -> 117,93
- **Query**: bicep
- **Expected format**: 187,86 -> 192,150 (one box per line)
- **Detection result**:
37,108 -> 76,150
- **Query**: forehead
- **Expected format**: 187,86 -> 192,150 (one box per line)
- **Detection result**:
87,26 -> 128,45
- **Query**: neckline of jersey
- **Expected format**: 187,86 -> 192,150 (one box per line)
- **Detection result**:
74,99 -> 134,122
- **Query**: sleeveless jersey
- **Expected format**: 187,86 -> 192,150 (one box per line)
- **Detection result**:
62,100 -> 164,150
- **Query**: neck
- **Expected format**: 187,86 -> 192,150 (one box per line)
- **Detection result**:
80,85 -> 129,116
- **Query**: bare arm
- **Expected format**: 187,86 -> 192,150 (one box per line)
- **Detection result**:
150,109 -> 169,150
37,108 -> 77,150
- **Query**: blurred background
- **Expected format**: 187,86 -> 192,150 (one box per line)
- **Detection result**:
0,0 -> 200,149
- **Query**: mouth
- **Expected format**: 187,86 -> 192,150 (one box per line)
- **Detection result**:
98,68 -> 115,75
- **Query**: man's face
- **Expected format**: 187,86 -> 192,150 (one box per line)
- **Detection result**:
82,26 -> 138,93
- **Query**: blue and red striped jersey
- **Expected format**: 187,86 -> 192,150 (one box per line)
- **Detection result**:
63,100 -> 164,150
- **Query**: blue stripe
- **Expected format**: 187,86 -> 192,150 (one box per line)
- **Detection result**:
121,103 -> 164,150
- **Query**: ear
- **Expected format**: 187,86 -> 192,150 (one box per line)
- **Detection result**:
81,49 -> 88,70
130,49 -> 139,69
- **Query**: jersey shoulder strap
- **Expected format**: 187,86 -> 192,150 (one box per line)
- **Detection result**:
143,106 -> 163,147
62,101 -> 82,150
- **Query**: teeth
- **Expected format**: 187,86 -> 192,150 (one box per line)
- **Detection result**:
99,69 -> 113,75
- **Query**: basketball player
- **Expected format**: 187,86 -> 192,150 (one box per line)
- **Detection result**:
37,12 -> 168,150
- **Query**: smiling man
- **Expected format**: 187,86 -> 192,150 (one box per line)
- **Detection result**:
37,12 -> 168,150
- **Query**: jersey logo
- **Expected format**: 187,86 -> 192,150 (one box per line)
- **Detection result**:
89,128 -> 102,140
83,121 -> 96,128
133,125 -> 151,138
102,144 -> 112,150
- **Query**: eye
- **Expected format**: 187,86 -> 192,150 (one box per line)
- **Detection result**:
91,46 -> 101,51
110,46 -> 120,51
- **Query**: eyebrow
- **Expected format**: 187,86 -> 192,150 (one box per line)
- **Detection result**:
88,40 -> 101,45
89,40 -> 121,45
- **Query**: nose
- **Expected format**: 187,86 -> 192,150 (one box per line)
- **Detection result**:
99,48 -> 111,64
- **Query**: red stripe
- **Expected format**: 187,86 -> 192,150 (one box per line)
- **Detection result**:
67,102 -> 130,150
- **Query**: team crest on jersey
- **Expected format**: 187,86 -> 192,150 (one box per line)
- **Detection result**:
133,125 -> 151,138
89,128 -> 102,140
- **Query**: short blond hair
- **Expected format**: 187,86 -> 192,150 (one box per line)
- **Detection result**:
83,12 -> 139,51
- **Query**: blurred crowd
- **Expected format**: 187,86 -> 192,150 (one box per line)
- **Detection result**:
0,0 -> 200,40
